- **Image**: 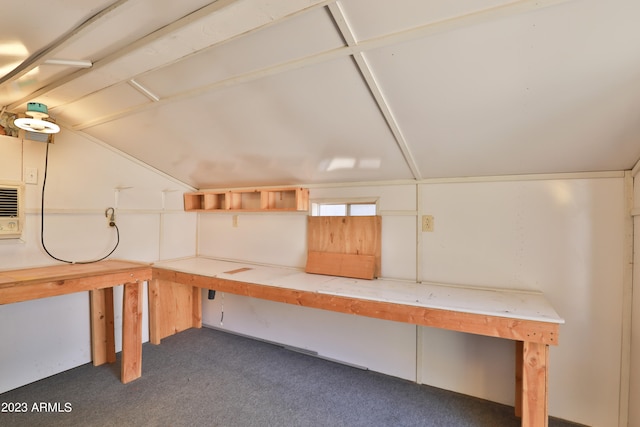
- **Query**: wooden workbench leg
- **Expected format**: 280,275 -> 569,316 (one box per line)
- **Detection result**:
192,286 -> 202,328
121,281 -> 143,384
515,340 -> 523,418
148,279 -> 162,345
90,288 -> 116,366
521,341 -> 549,427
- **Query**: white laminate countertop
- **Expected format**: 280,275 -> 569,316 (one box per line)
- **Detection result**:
154,257 -> 564,324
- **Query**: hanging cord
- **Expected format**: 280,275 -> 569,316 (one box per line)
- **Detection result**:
40,141 -> 120,264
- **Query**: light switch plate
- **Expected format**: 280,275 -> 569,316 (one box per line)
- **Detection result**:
25,167 -> 38,185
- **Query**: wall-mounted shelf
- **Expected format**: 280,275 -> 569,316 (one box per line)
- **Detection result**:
184,187 -> 309,212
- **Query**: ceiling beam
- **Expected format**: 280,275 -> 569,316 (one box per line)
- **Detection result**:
64,0 -> 573,133
327,1 -> 422,181
5,0 -> 334,112
4,0 -> 241,111
0,0 -> 132,101
128,79 -> 160,102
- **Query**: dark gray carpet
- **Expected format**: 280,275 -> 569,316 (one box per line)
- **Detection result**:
0,327 -> 582,427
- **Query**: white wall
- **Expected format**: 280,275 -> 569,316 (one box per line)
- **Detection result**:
199,176 -> 627,427
419,178 -> 626,427
0,133 -> 196,394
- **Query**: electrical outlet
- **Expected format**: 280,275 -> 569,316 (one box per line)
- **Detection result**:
422,215 -> 434,232
232,215 -> 238,228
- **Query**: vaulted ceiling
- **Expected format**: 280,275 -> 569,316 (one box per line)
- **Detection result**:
1,0 -> 639,189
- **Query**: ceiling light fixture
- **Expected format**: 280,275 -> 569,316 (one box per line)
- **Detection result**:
13,102 -> 60,134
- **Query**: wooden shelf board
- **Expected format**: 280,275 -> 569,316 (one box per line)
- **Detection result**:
184,187 -> 309,212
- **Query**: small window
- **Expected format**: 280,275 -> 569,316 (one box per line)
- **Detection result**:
311,201 -> 377,216
349,203 -> 376,216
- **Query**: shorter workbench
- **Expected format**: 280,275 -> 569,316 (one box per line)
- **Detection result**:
0,260 -> 152,384
151,256 -> 564,427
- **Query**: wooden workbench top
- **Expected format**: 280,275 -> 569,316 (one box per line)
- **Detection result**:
0,260 -> 150,286
153,257 -> 564,325
0,260 -> 152,304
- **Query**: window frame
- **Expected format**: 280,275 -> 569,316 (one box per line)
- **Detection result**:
310,198 -> 379,217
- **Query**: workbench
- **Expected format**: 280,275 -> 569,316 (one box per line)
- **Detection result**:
151,256 -> 564,427
0,257 -> 563,426
0,260 -> 152,384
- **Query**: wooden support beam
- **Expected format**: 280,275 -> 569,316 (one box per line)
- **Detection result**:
192,286 -> 202,328
148,279 -> 162,345
121,281 -> 143,384
90,287 -> 116,365
515,340 -> 523,418
521,341 -> 549,427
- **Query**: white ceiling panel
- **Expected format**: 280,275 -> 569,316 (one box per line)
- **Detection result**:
339,0 -> 518,41
136,7 -> 344,99
0,0 -> 113,69
52,84 -> 151,126
50,0 -> 216,62
16,0 -> 330,111
82,57 -> 414,188
363,0 -> 640,177
0,68 -> 47,108
0,0 -> 206,108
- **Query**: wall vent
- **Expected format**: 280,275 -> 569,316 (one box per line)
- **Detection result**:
0,182 -> 24,239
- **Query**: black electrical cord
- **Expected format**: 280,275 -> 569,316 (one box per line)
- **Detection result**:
40,141 -> 120,264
